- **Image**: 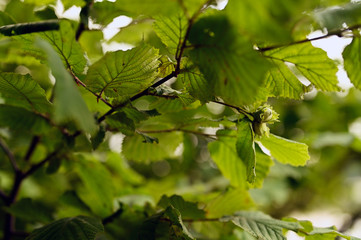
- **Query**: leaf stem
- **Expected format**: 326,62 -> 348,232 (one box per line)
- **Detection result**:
102,205 -> 124,225
70,71 -> 113,108
0,137 -> 20,173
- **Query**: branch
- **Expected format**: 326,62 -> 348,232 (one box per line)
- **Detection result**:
0,138 -> 20,173
97,71 -> 177,123
23,149 -> 59,178
24,136 -> 40,162
0,20 -> 59,36
102,205 -> 124,225
258,24 -> 360,52
182,217 -> 220,223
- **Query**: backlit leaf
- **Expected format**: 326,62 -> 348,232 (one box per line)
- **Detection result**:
153,13 -> 188,54
208,130 -> 247,188
263,42 -> 340,91
259,134 -> 310,166
122,131 -> 183,163
189,15 -> 270,105
84,44 -> 160,99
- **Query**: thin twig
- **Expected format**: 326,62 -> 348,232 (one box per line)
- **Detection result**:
258,24 -> 361,52
23,149 -> 59,178
97,71 -> 177,123
0,138 -> 20,173
102,205 -> 124,225
24,136 -> 40,162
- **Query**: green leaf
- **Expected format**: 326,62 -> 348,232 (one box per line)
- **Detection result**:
259,134 -> 310,166
122,131 -> 183,163
263,42 -> 340,91
0,11 -> 16,26
158,195 -> 206,220
114,0 -> 181,17
189,15 -> 270,105
26,216 -> 104,240
4,198 -> 52,223
84,44 -> 160,99
75,154 -> 114,217
106,112 -> 135,136
164,206 -> 194,240
90,125 -> 106,150
208,130 -> 247,188
35,39 -> 96,134
110,20 -> 154,45
264,59 -> 306,99
225,0 -> 300,44
343,37 -> 361,90
179,65 -> 214,103
153,13 -> 188,55
251,146 -> 273,188
205,189 -> 254,218
78,30 -> 104,63
61,0 -> 85,10
314,3 -> 361,31
226,211 -> 301,240
0,73 -> 51,113
236,119 -> 256,183
0,105 -> 50,134
40,21 -> 87,75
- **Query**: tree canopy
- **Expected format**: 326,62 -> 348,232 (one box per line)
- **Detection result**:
1,0 -> 361,239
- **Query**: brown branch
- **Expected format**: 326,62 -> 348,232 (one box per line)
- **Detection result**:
0,137 -> 20,173
97,71 -> 177,123
102,204 -> 124,225
23,149 -> 59,178
182,217 -> 220,222
24,136 -> 40,162
258,24 -> 360,52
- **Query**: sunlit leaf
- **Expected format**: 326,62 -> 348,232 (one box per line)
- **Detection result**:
122,131 -> 183,163
26,216 -> 104,240
208,129 -> 247,188
259,134 -> 310,166
205,189 -> 254,218
84,44 -> 160,99
189,15 -> 270,105
153,13 -> 188,55
263,42 -> 340,91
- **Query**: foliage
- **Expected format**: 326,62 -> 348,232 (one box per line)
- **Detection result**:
1,0 -> 361,239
